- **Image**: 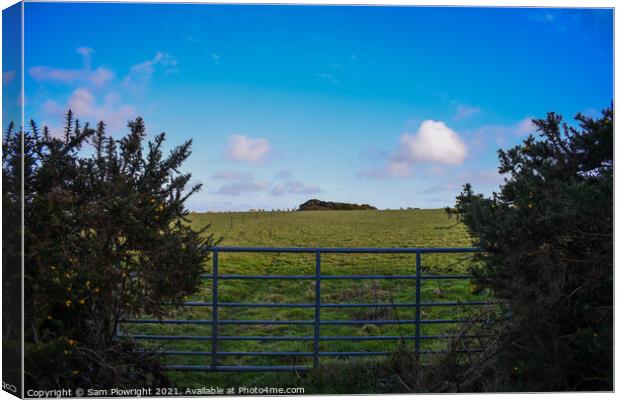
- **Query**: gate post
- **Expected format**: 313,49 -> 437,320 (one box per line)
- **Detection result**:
414,251 -> 422,357
314,250 -> 321,368
212,249 -> 219,369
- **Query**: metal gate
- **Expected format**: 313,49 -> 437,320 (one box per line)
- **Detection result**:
118,247 -> 489,372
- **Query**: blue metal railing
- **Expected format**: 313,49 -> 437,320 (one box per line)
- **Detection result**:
119,246 -> 489,372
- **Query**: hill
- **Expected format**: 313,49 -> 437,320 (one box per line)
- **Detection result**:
298,198 -> 377,211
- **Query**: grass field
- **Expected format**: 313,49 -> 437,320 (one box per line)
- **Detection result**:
121,209 -> 490,393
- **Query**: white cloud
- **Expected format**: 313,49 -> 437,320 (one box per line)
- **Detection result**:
212,170 -> 254,181
29,66 -> 114,88
357,161 -> 412,179
453,104 -> 481,120
386,161 -> 412,177
275,170 -> 293,179
89,68 -> 114,87
212,169 -> 268,196
122,52 -> 177,94
41,99 -> 65,116
212,168 -> 321,198
270,170 -> 322,196
271,180 -> 322,197
32,48 -> 178,137
29,48 -> 114,88
515,117 -> 537,136
66,88 -> 136,133
76,47 -> 94,69
398,120 -> 468,165
41,89 -> 134,138
153,52 -> 177,66
29,66 -> 80,82
215,180 -> 269,196
358,120 -> 467,179
468,117 -> 540,150
225,134 -> 271,164
76,47 -> 93,56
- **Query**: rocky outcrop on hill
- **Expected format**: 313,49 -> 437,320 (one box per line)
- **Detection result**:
298,199 -> 377,211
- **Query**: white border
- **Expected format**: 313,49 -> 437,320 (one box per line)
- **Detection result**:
0,1 -> 616,400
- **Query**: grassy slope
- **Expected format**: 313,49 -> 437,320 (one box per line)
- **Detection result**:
123,209 -> 487,392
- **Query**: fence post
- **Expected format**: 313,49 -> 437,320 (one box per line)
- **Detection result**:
414,251 -> 422,357
212,249 -> 219,370
314,250 -> 321,368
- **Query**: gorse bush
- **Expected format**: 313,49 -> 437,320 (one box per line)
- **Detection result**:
448,106 -> 613,390
2,120 -> 23,391
2,111 -> 215,389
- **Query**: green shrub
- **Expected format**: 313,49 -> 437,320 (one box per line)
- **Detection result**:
448,106 -> 613,390
2,111 -> 215,389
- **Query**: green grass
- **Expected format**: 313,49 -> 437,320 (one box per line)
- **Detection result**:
122,209 -> 489,393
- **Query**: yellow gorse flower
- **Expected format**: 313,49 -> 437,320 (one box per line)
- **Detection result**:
65,300 -> 72,307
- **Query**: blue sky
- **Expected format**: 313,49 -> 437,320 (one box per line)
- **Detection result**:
3,2 -> 21,129
17,3 -> 613,211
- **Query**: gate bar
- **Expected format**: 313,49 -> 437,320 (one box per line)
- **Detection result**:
211,250 -> 219,368
314,250 -> 321,368
414,251 -> 422,356
211,246 -> 481,253
148,300 -> 486,309
198,274 -> 474,280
